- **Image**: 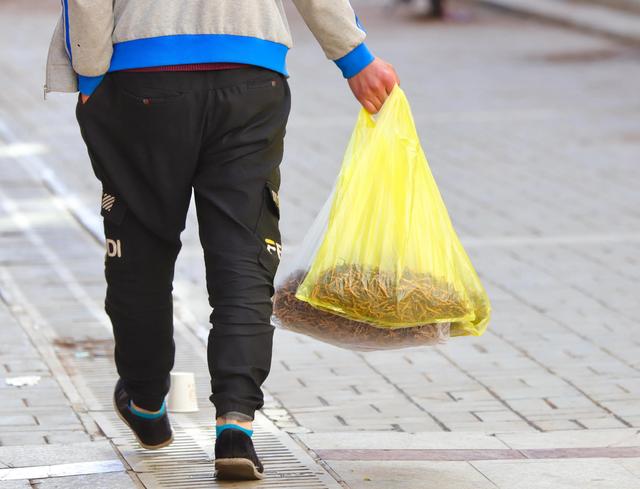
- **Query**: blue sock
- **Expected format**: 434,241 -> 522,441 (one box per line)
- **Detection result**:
216,423 -> 253,438
129,400 -> 166,420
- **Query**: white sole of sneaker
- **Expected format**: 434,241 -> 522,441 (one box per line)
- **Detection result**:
215,458 -> 265,480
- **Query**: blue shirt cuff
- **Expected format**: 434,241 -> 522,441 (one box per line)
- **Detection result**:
334,43 -> 375,79
78,74 -> 105,95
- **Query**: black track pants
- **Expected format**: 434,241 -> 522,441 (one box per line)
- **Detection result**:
76,68 -> 291,419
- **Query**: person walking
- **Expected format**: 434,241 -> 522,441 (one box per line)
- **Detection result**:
45,0 -> 398,480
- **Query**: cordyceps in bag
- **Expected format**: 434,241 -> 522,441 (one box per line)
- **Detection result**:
273,87 -> 490,351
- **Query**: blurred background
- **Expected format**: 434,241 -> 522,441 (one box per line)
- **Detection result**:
0,0 -> 639,487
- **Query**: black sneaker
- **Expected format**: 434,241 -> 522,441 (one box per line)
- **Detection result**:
113,379 -> 173,450
215,429 -> 265,480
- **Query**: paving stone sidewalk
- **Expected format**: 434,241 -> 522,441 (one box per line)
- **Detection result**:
480,0 -> 640,43
1,0 -> 640,487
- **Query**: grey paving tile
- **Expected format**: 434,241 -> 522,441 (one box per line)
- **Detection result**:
0,482 -> 31,489
43,431 -> 93,444
0,433 -> 48,446
31,472 -> 136,489
0,415 -> 36,427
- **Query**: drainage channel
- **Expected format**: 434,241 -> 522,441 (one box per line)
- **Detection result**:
65,349 -> 340,489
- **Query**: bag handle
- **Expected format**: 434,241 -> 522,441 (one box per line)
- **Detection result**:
359,86 -> 418,142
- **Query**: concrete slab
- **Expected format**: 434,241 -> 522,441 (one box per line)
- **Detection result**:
0,482 -> 30,489
298,431 -> 510,450
472,458 -> 640,489
0,460 -> 124,483
326,460 -> 497,489
0,442 -> 119,469
496,429 -> 640,449
616,458 -> 640,478
30,472 -> 136,489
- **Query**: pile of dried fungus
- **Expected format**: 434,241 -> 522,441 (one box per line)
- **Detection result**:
272,266 -> 466,350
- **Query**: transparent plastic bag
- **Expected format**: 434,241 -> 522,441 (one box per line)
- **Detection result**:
273,87 -> 490,351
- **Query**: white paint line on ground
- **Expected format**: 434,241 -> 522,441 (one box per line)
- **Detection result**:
0,459 -> 124,481
4,376 -> 41,387
0,142 -> 48,158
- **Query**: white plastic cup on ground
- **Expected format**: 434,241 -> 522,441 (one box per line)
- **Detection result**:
167,371 -> 199,413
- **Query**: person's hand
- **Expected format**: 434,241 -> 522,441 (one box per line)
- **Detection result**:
348,57 -> 400,114
80,93 -> 90,104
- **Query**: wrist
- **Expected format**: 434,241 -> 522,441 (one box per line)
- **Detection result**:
335,43 -> 375,79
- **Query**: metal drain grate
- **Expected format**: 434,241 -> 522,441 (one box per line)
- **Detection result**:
65,350 -> 339,489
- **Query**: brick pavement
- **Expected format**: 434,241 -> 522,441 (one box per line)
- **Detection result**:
0,299 -> 88,447
0,0 -> 639,487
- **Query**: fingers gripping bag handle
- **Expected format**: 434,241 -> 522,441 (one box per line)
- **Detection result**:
273,87 -> 490,351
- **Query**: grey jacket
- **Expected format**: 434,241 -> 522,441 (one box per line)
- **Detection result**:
45,0 -> 375,95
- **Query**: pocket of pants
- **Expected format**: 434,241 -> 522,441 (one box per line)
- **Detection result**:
256,182 -> 282,275
78,92 -> 97,109
113,80 -> 186,106
120,88 -> 185,105
246,78 -> 279,90
245,70 -> 284,92
76,75 -> 109,112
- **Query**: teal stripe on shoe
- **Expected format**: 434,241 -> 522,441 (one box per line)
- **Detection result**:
129,400 -> 166,420
216,424 -> 253,438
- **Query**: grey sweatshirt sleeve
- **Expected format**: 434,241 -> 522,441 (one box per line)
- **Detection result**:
45,15 -> 78,93
64,0 -> 114,77
291,0 -> 375,78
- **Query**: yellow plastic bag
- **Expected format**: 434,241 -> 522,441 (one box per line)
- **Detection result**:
273,87 -> 490,350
